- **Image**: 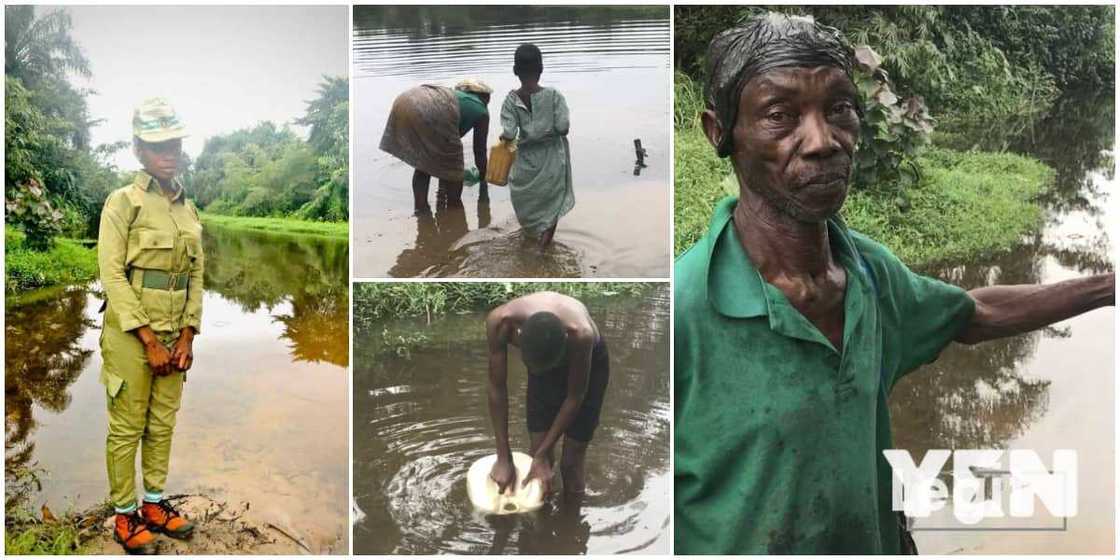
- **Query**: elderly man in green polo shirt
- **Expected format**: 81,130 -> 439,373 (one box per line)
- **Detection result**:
674,14 -> 1115,554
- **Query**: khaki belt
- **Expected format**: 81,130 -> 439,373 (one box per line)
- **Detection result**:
131,269 -> 189,291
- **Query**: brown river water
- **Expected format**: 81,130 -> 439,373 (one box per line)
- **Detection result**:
4,224 -> 349,553
352,285 -> 670,554
352,6 -> 671,278
890,93 -> 1115,553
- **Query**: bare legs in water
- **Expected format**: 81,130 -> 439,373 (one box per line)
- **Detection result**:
412,169 -> 464,213
529,431 -> 588,501
538,222 -> 558,250
414,167 -> 555,251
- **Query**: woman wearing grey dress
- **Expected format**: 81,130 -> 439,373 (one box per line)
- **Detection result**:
499,44 -> 574,248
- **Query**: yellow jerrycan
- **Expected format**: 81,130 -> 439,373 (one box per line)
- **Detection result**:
485,138 -> 516,186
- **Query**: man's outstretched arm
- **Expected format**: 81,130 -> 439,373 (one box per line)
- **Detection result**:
956,273 -> 1114,345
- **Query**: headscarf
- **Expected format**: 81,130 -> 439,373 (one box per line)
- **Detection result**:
705,13 -> 854,157
455,79 -> 494,94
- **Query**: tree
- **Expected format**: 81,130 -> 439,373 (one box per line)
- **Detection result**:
295,76 -> 349,221
5,6 -> 95,150
5,7 -> 124,246
4,6 -> 90,87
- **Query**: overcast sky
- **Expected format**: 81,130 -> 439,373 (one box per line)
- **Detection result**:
61,5 -> 348,169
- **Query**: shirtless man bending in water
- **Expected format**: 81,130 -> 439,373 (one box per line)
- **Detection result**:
486,292 -> 610,501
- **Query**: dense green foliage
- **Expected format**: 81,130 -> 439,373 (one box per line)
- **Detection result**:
295,76 -> 349,222
5,7 -> 127,249
675,6 -> 1110,135
5,226 -> 97,293
192,123 -> 319,215
848,47 -> 932,195
191,76 -> 349,222
354,282 -> 651,328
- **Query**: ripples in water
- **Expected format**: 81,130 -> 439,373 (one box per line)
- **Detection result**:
354,7 -> 669,79
353,289 -> 670,554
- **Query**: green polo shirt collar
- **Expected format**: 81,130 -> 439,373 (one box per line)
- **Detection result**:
704,196 -> 871,355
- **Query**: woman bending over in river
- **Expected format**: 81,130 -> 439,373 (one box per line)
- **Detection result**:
381,79 -> 492,213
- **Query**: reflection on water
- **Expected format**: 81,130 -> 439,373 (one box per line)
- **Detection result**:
890,93 -> 1114,553
203,226 -> 349,366
353,287 -> 670,554
353,6 -> 671,278
5,288 -> 96,484
4,224 -> 349,553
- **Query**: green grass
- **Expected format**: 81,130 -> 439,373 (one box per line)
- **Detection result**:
354,282 -> 652,324
4,466 -> 102,555
673,73 -> 1053,268
843,149 -> 1051,266
5,227 -> 98,293
200,213 -> 348,239
4,516 -> 88,555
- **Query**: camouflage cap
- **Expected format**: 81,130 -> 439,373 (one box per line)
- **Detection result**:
132,97 -> 188,143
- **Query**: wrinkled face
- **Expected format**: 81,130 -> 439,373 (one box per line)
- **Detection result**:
723,66 -> 860,222
136,139 -> 182,182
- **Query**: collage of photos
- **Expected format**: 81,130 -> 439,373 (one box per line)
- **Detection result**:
2,1 -> 1117,558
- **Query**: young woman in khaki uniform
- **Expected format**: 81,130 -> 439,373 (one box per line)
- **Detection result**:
98,98 -> 201,553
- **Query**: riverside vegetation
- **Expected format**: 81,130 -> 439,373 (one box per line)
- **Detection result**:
674,5 -> 1112,267
354,282 -> 653,359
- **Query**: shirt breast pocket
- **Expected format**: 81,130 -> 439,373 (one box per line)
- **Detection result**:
134,230 -> 175,270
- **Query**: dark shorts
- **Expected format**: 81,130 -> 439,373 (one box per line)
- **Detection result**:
526,336 -> 610,443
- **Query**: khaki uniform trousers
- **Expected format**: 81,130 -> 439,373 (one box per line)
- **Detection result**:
102,325 -> 184,511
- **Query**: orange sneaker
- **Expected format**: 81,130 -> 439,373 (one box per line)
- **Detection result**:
140,499 -> 194,538
114,512 -> 156,554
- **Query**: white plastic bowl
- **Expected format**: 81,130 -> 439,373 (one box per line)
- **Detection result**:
466,452 -> 545,514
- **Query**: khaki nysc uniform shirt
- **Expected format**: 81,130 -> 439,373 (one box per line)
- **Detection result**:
97,172 -> 204,391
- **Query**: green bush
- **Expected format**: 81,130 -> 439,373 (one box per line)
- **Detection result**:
674,6 -> 1103,137
850,45 -> 933,195
4,226 -> 98,292
943,6 -> 1114,91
